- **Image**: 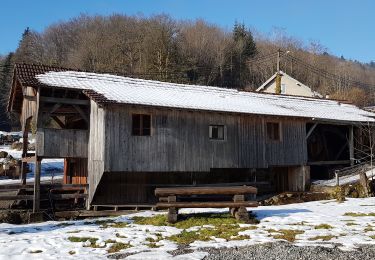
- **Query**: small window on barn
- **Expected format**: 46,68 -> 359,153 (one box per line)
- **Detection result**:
209,125 -> 225,140
132,114 -> 151,136
266,122 -> 281,141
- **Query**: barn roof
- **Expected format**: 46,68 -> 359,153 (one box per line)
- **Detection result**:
8,63 -> 375,123
33,70 -> 375,123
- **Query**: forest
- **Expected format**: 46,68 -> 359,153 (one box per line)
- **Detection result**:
1,14 -> 375,130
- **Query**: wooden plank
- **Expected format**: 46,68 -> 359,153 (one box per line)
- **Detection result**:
40,96 -> 89,105
50,193 -> 88,200
0,183 -> 88,190
307,160 -> 351,166
349,125 -> 354,166
54,210 -> 137,218
155,186 -> 257,196
22,156 -> 37,163
0,195 -> 35,201
156,201 -> 258,208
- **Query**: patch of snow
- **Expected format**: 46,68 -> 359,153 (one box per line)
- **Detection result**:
313,168 -> 375,187
0,198 -> 375,259
0,145 -> 63,184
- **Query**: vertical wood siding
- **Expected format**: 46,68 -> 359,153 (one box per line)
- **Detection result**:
102,106 -> 307,172
88,101 -> 106,203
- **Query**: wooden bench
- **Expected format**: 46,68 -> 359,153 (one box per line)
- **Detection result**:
155,185 -> 258,223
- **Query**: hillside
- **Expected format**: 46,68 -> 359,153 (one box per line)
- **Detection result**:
1,14 -> 375,129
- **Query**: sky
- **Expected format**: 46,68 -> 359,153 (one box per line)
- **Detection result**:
1,0 -> 374,63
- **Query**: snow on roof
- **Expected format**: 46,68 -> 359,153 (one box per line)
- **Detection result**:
35,71 -> 375,123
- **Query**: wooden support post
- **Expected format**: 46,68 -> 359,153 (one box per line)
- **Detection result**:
20,130 -> 29,185
233,194 -> 249,222
349,125 -> 354,166
33,158 -> 42,213
335,170 -> 340,186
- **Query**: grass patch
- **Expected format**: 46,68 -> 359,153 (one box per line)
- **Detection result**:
66,230 -> 81,234
148,242 -> 161,248
30,250 -> 43,254
308,235 -> 335,241
364,225 -> 374,232
343,212 -> 375,217
167,224 -> 250,245
85,219 -> 128,228
314,224 -> 333,230
56,222 -> 74,227
346,222 -> 359,226
104,239 -> 117,244
107,242 -> 132,253
68,251 -> 76,255
271,229 -> 305,242
67,236 -> 98,244
132,213 -> 256,229
370,235 -> 375,239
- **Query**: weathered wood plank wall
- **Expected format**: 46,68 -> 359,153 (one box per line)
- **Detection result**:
102,106 -> 307,172
36,128 -> 88,158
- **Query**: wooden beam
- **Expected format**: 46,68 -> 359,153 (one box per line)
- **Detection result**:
349,125 -> 354,166
72,105 -> 89,123
22,156 -> 37,163
306,123 -> 318,140
156,201 -> 258,209
40,96 -> 89,105
24,95 -> 37,101
307,160 -> 351,166
51,116 -> 65,129
33,158 -> 41,213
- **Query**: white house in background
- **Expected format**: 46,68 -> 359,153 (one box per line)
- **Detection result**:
256,71 -> 323,98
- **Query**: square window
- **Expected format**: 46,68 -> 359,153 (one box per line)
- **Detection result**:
132,114 -> 151,136
209,125 -> 225,140
266,122 -> 281,141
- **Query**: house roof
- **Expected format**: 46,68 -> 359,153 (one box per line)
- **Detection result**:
33,69 -> 375,123
7,63 -> 375,123
7,64 -> 70,112
256,71 -> 323,98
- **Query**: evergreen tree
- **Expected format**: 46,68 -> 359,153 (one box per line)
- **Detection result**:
14,27 -> 37,63
0,53 -> 14,131
223,22 -> 257,88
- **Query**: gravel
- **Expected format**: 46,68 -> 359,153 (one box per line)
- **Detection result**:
202,242 -> 375,260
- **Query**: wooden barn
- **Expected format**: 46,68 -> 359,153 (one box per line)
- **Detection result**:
7,64 -> 375,210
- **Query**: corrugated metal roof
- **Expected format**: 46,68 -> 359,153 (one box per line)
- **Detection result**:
35,70 -> 375,123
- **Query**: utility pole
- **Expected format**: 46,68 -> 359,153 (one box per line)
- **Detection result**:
275,49 -> 282,94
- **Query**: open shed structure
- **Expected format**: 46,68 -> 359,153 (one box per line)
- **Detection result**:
7,64 -> 375,211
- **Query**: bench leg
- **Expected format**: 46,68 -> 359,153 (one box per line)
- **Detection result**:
235,206 -> 249,222
168,207 -> 178,223
230,207 -> 238,217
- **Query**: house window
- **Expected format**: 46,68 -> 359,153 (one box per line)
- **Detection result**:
281,84 -> 286,94
266,122 -> 281,141
132,114 -> 151,136
209,125 -> 225,140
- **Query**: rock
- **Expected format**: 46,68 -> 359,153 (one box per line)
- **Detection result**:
11,142 -> 23,151
286,193 -> 293,198
0,151 -> 8,158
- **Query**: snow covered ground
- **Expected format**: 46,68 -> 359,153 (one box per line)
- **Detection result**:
0,145 -> 64,184
312,168 -> 375,187
0,198 -> 374,259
